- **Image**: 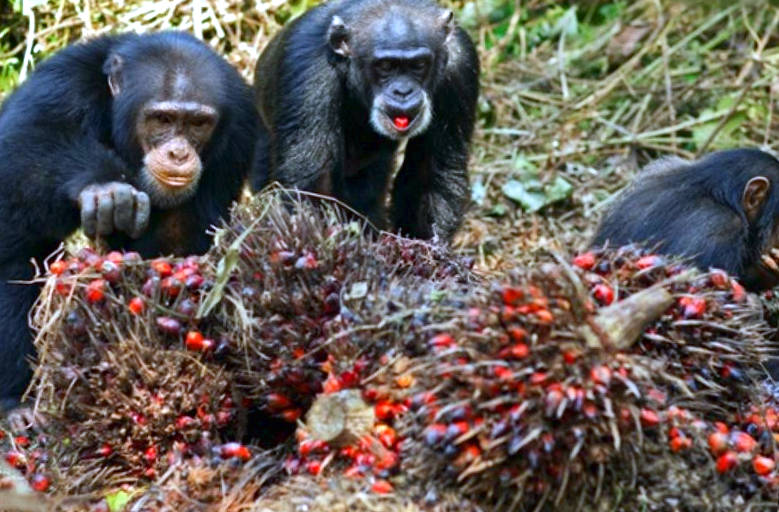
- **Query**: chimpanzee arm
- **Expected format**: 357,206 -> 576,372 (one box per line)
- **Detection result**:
265,38 -> 345,194
0,126 -> 134,244
390,29 -> 479,241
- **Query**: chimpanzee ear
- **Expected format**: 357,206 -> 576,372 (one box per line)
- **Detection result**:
103,54 -> 124,97
327,16 -> 351,58
743,176 -> 771,222
438,9 -> 455,38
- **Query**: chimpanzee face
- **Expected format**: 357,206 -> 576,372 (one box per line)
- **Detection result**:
327,8 -> 454,140
104,46 -> 222,208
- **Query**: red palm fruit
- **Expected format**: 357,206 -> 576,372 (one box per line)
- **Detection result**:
573,252 -> 596,270
30,474 -> 50,492
716,451 -> 738,473
731,280 -> 746,302
678,296 -> 706,318
732,431 -> 757,453
710,270 -> 729,289
507,326 -> 527,342
144,445 -> 158,463
708,432 -> 728,455
106,251 -> 123,265
99,260 -> 121,282
502,286 -> 523,306
160,277 -> 181,298
97,443 -> 113,457
375,450 -> 399,470
640,409 -> 660,427
593,284 -> 615,305
753,455 -> 775,476
221,442 -> 251,461
510,343 -> 530,359
375,425 -> 397,448
156,316 -> 181,336
5,451 -> 25,468
295,252 -> 318,270
128,297 -> 145,315
590,365 -> 612,386
55,279 -> 72,296
343,465 -> 363,478
49,260 -> 67,275
185,331 -> 205,351
372,479 -> 393,494
714,422 -> 729,434
430,333 -> 455,348
323,374 -> 342,394
670,436 -> 691,452
454,443 -> 481,468
85,279 -> 106,303
175,416 -> 195,430
395,373 -> 414,388
281,408 -> 302,422
266,393 -> 292,411
529,372 -> 548,385
493,365 -> 512,380
535,309 -> 554,324
636,255 -> 662,269
151,259 -> 172,277
375,401 -> 396,420
185,274 -> 204,290
305,460 -> 321,475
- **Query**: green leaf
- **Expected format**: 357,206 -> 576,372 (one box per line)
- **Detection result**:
503,175 -> 573,213
502,180 -> 547,212
106,490 -> 133,512
545,176 -> 574,204
555,6 -> 578,37
488,203 -> 507,217
197,202 -> 273,318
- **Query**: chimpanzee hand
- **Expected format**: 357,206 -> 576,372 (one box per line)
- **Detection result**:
78,182 -> 150,239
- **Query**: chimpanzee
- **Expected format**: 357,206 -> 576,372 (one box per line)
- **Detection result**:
592,149 -> 779,290
0,32 -> 258,419
250,0 -> 479,242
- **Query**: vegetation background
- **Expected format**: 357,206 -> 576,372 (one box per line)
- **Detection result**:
0,0 -> 778,271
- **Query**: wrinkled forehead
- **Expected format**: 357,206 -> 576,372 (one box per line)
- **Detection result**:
125,50 -> 221,106
357,9 -> 443,55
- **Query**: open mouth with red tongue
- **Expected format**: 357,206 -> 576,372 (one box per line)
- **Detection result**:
393,116 -> 410,130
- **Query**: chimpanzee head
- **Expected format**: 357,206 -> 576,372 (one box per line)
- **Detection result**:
327,2 -> 455,140
104,33 -> 227,208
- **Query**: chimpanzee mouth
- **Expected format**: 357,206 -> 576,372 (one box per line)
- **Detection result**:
149,168 -> 196,189
370,99 -> 432,140
390,114 -> 414,132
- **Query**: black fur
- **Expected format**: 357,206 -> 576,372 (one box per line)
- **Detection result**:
0,32 -> 258,410
592,148 -> 779,289
250,0 -> 479,242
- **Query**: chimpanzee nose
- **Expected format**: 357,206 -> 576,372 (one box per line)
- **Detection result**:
168,146 -> 189,165
393,85 -> 413,98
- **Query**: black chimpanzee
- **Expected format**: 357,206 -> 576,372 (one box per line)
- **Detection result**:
592,148 -> 779,290
250,0 -> 479,242
0,32 -> 258,418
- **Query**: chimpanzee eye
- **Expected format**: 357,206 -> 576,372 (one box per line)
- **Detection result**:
410,59 -> 428,74
375,59 -> 394,74
191,117 -> 208,128
155,113 -> 174,125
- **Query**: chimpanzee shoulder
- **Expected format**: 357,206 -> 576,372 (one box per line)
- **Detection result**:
592,148 -> 779,278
